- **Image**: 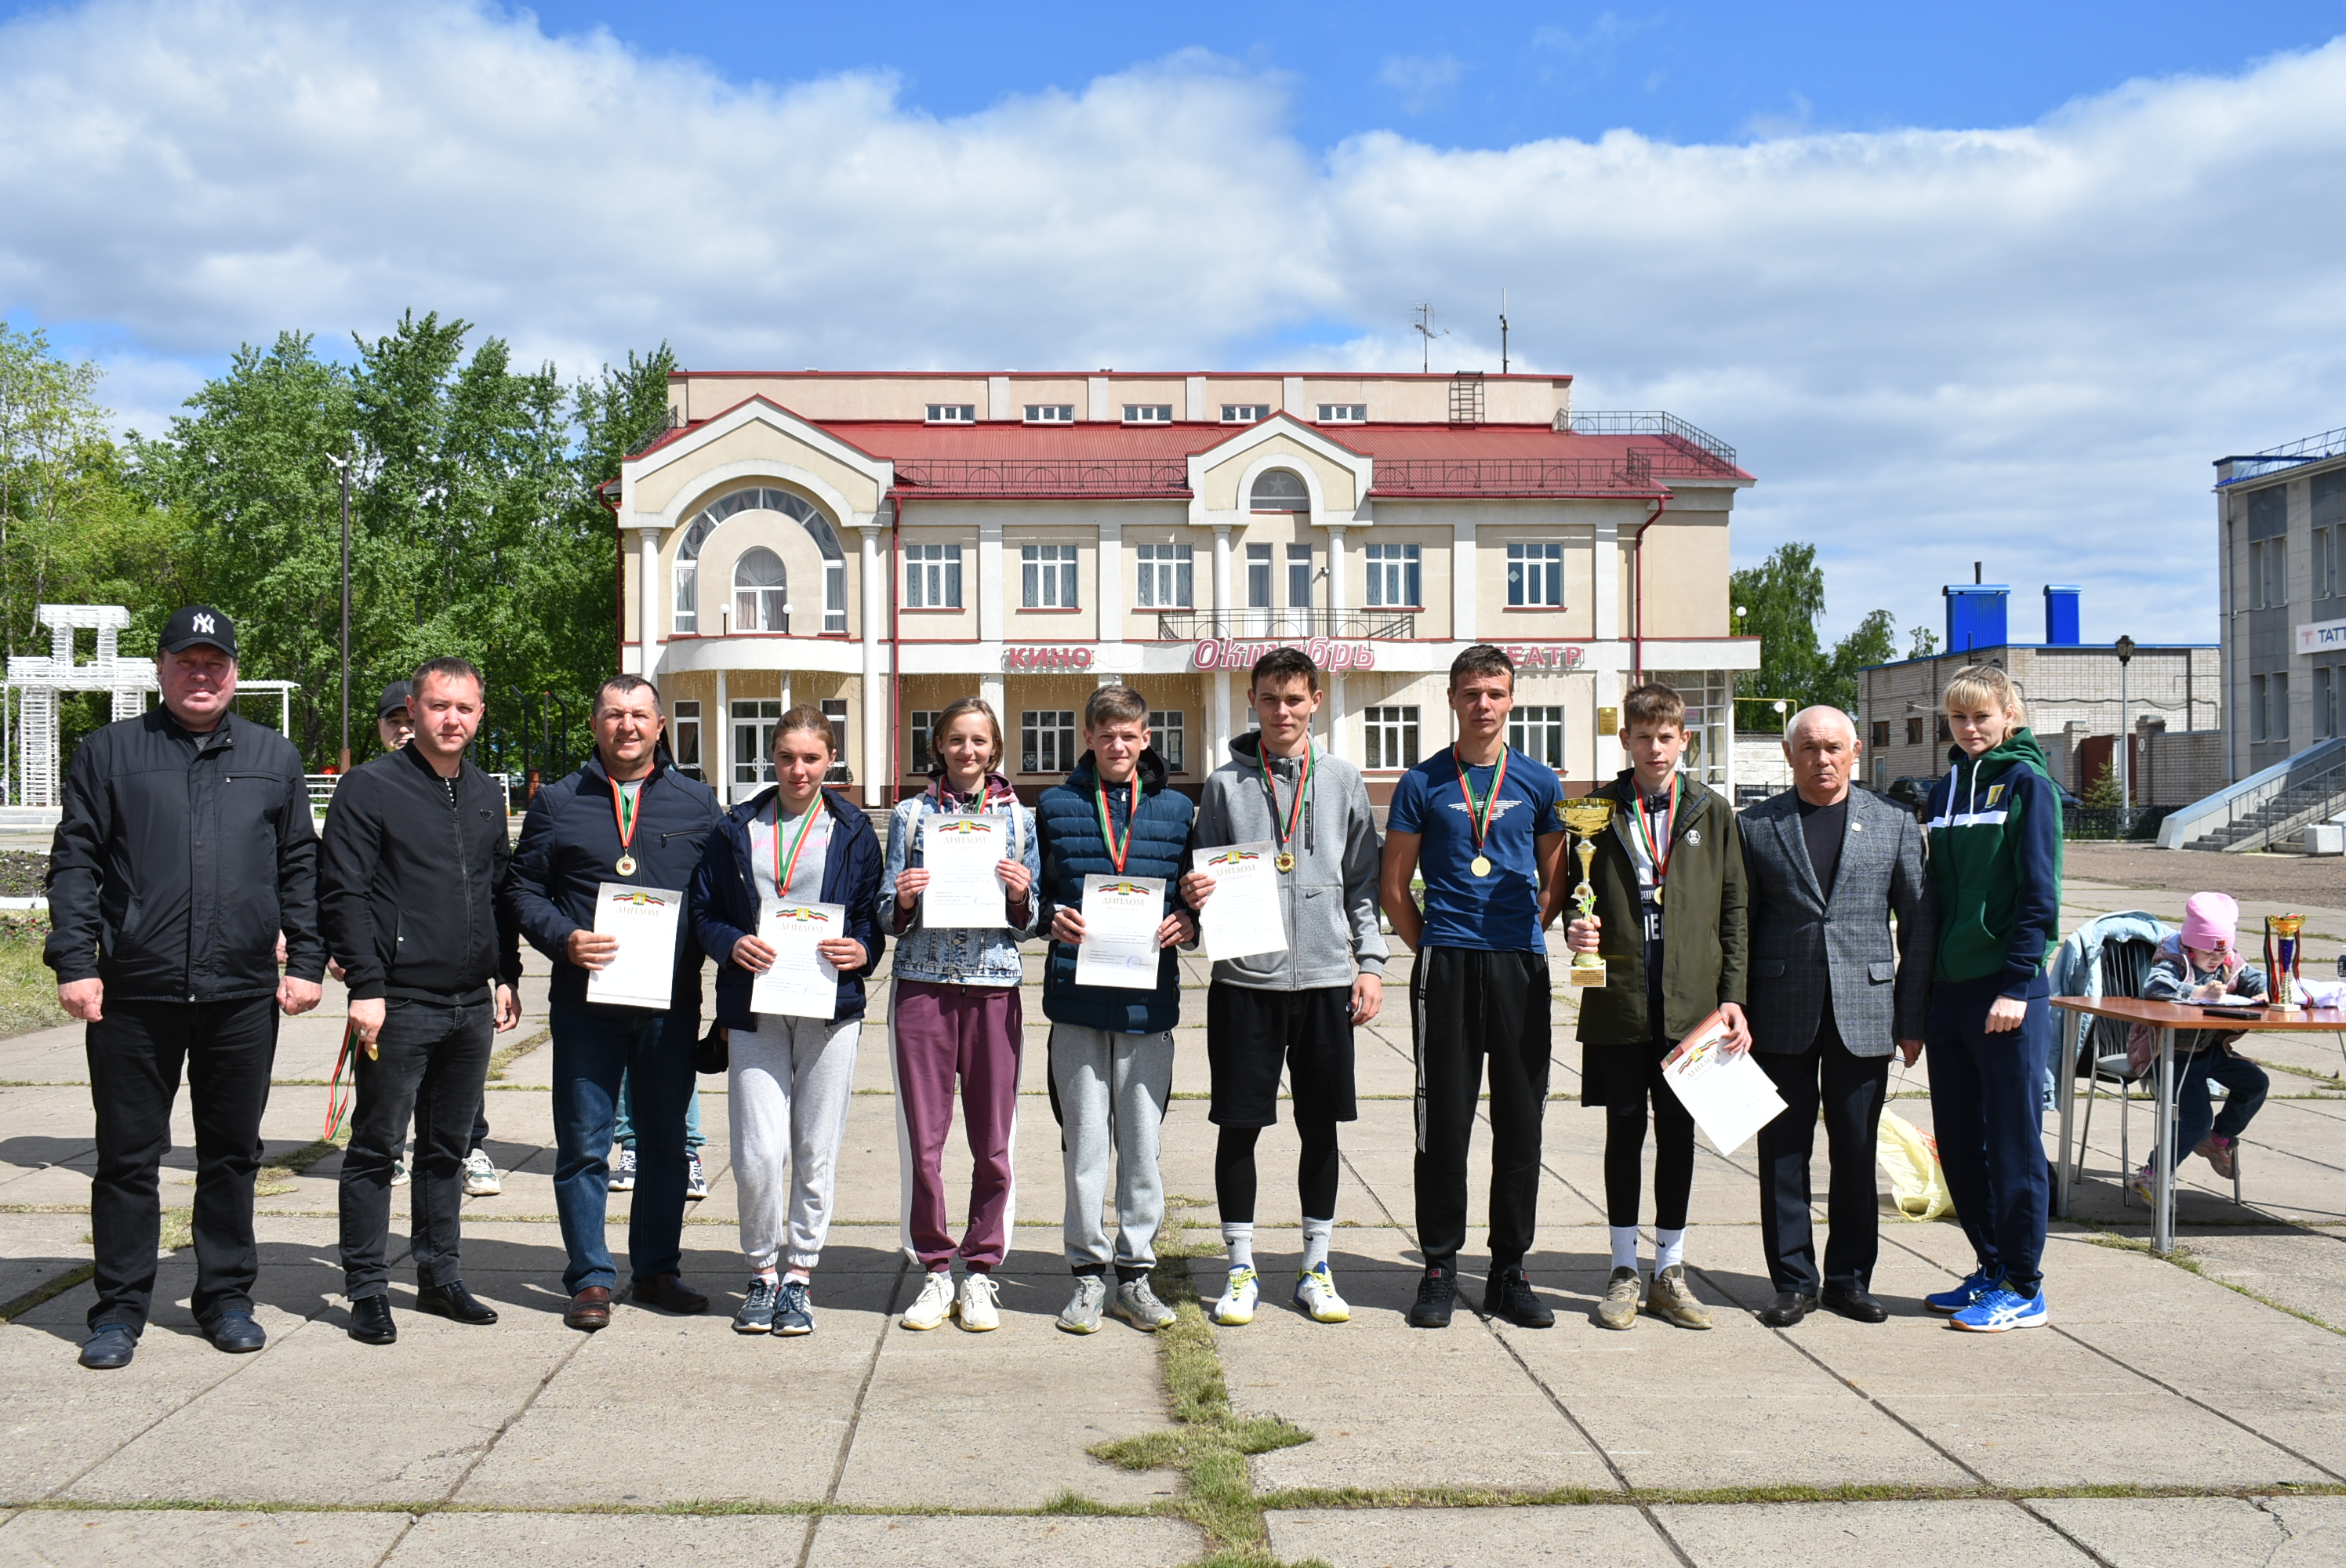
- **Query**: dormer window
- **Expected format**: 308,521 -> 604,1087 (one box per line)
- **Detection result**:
1123,405 -> 1174,423
925,404 -> 975,423
1024,405 -> 1076,423
1221,404 -> 1270,423
1317,404 -> 1367,423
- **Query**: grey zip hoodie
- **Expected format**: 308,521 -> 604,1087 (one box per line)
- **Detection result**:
1189,731 -> 1388,991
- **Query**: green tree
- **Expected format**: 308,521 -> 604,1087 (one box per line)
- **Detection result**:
1730,542 -> 1901,725
2083,760 -> 2124,809
1908,624 -> 1940,660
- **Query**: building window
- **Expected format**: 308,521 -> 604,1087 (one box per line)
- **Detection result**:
1935,714 -> 1951,742
2316,526 -> 2339,601
1149,710 -> 1186,773
2252,675 -> 2269,742
1317,403 -> 1367,423
1021,710 -> 1077,775
1021,545 -> 1079,608
673,485 -> 846,635
907,709 -> 940,774
2251,537 -> 2287,608
1364,543 -> 1421,608
732,699 -> 783,786
734,547 -> 788,632
1872,720 -> 1890,750
906,544 -> 963,608
1364,706 -> 1421,771
1136,544 -> 1193,608
1249,470 -> 1309,511
1905,717 -> 1924,746
2274,672 -> 2290,742
2318,667 -> 2337,740
1124,404 -> 1173,423
925,404 -> 975,423
1023,404 -> 1075,423
1221,404 -> 1269,423
1507,543 -> 1564,608
821,699 -> 851,784
1246,544 -> 1272,608
1287,544 -> 1313,608
1507,706 -> 1565,769
671,701 -> 703,780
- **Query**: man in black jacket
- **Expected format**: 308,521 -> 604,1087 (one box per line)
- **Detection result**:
321,656 -> 522,1345
506,673 -> 721,1330
46,606 -> 325,1370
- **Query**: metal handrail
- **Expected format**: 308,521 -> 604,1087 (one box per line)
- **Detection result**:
1154,611 -> 1417,641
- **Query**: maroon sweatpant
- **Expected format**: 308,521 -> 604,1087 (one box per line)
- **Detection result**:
892,979 -> 1023,1272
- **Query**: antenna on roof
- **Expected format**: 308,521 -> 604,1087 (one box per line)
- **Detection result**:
1500,289 -> 1509,375
1408,303 -> 1449,375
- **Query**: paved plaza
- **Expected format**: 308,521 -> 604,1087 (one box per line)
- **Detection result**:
4,868 -> 2346,1564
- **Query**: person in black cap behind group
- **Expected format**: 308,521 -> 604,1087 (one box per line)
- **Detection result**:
46,606 -> 326,1370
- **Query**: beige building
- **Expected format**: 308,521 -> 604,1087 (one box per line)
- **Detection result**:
606,370 -> 1759,804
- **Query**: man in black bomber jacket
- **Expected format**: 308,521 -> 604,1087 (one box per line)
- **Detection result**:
321,657 -> 522,1346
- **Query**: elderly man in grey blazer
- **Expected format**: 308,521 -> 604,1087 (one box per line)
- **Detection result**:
1741,706 -> 1933,1327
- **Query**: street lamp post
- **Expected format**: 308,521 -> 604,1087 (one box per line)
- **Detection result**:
2114,634 -> 2136,835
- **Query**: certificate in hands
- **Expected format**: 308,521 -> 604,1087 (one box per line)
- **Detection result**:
750,900 -> 846,1019
919,815 -> 1008,930
1191,842 -> 1287,964
1660,1008 -> 1786,1157
1073,874 -> 1166,990
585,883 -> 685,1010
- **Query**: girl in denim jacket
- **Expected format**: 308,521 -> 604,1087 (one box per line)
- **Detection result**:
878,699 -> 1042,1331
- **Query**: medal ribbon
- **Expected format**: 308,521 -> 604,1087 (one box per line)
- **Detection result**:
1258,742 -> 1313,858
610,778 -> 642,860
772,797 -> 823,901
1095,772 -> 1140,874
1626,776 -> 1678,891
1453,746 -> 1509,854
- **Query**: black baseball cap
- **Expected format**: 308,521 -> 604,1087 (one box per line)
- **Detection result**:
377,681 -> 413,719
159,605 -> 237,659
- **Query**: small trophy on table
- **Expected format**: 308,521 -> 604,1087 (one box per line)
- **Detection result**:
2266,914 -> 2307,1012
1559,797 -> 1618,988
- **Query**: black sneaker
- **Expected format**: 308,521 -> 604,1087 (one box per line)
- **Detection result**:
1407,1265 -> 1458,1328
1481,1265 -> 1556,1328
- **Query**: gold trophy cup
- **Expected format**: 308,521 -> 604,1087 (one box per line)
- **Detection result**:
2266,914 -> 2306,1012
1559,797 -> 1618,988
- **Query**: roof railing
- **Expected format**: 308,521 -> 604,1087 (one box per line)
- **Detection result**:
894,457 -> 1192,497
2213,425 -> 2346,485
1568,410 -> 1738,470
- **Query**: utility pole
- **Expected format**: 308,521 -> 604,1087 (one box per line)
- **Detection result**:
1500,289 -> 1509,374
2115,633 -> 2135,834
329,452 -> 351,772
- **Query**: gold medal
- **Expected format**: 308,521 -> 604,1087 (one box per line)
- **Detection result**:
616,855 -> 637,877
1470,855 -> 1492,878
1651,883 -> 1663,908
1276,851 -> 1295,873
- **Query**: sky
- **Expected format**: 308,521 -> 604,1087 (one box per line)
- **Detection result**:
4,0 -> 2346,655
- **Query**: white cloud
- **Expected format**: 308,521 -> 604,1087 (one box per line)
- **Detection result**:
1377,53 -> 1464,114
3,1 -> 2344,652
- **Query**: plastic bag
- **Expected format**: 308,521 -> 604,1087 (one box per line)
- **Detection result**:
1878,1109 -> 1954,1221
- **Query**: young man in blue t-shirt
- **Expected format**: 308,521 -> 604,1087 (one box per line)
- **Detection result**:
1379,644 -> 1566,1328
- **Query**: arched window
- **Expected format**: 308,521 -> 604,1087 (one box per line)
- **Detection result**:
1249,469 -> 1309,511
734,547 -> 788,633
674,485 -> 849,634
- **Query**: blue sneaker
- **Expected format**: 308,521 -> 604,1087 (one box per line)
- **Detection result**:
775,1279 -> 814,1337
1949,1283 -> 2049,1333
1923,1265 -> 2000,1315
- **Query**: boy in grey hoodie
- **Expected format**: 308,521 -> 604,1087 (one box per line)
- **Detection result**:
1180,648 -> 1387,1327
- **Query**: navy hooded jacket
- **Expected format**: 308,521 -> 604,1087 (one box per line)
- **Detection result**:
690,786 -> 885,1026
1034,747 -> 1195,1035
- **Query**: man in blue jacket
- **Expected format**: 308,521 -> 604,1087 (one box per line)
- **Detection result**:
506,674 -> 723,1331
1035,684 -> 1198,1335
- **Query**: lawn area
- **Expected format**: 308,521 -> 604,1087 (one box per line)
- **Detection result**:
0,919 -> 65,1038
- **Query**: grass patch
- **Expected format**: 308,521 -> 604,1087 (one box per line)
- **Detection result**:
0,1261 -> 95,1324
0,919 -> 68,1037
2086,1230 -> 2345,1336
254,1134 -> 347,1196
485,1026 -> 550,1083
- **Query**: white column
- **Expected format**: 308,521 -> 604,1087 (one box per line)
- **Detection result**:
637,528 -> 662,677
1450,519 -> 1476,645
1097,519 -> 1123,644
1212,671 -> 1233,768
1592,518 -> 1622,781
1325,522 -> 1348,758
714,668 -> 730,804
858,520 -> 884,805
981,672 -> 1005,719
977,518 -> 1005,642
1211,524 -> 1233,629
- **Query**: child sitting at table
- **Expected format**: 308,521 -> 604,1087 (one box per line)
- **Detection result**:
2130,891 -> 2270,1198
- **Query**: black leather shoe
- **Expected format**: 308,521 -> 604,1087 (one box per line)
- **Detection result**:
1407,1265 -> 1458,1328
203,1309 -> 267,1353
78,1323 -> 137,1370
348,1294 -> 398,1345
1760,1290 -> 1818,1327
630,1272 -> 709,1315
1822,1284 -> 1889,1323
1481,1265 -> 1556,1328
416,1281 -> 499,1325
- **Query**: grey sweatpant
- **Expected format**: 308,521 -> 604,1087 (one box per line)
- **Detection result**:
730,1013 -> 862,1274
1049,1022 -> 1175,1276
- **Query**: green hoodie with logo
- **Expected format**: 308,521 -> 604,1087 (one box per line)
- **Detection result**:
1923,728 -> 2064,993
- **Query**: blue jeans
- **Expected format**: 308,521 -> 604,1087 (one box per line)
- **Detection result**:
1924,972 -> 2053,1297
2164,1048 -> 2270,1163
614,1070 -> 704,1151
550,1003 -> 698,1295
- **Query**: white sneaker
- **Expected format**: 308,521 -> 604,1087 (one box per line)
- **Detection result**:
461,1148 -> 501,1197
900,1269 -> 954,1330
1212,1265 -> 1260,1326
1294,1263 -> 1352,1323
955,1272 -> 1001,1332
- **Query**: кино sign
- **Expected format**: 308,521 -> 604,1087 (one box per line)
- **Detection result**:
1003,645 -> 1094,671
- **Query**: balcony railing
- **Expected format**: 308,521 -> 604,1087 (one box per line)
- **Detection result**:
1154,610 -> 1417,641
1568,410 -> 1739,470
895,458 -> 1191,497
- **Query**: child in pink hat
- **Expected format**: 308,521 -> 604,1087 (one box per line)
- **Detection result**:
2134,891 -> 2271,1195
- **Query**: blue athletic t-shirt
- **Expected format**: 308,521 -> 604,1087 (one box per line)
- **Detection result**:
1386,746 -> 1563,953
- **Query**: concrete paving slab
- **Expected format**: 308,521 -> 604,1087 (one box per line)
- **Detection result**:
0,1316 -> 266,1501
2032,1494 -> 2346,1567
1263,1504 -> 1676,1567
1882,1392 -> 2325,1486
1654,1499 -> 2090,1566
387,1508 -> 801,1563
0,1211 -> 94,1309
2184,1227 -> 2346,1329
0,1505 -> 412,1566
807,1514 -> 1205,1566
1568,1394 -> 1973,1488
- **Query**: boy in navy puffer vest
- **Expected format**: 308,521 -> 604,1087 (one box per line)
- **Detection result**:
1034,685 -> 1197,1334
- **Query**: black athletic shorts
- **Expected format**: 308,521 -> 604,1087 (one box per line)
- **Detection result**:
1206,982 -> 1359,1128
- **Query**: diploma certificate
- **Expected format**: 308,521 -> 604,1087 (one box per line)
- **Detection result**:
584,883 -> 685,1010
1190,842 -> 1288,964
1660,1008 -> 1786,1158
1073,874 -> 1166,991
918,815 -> 1009,930
750,901 -> 845,1019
